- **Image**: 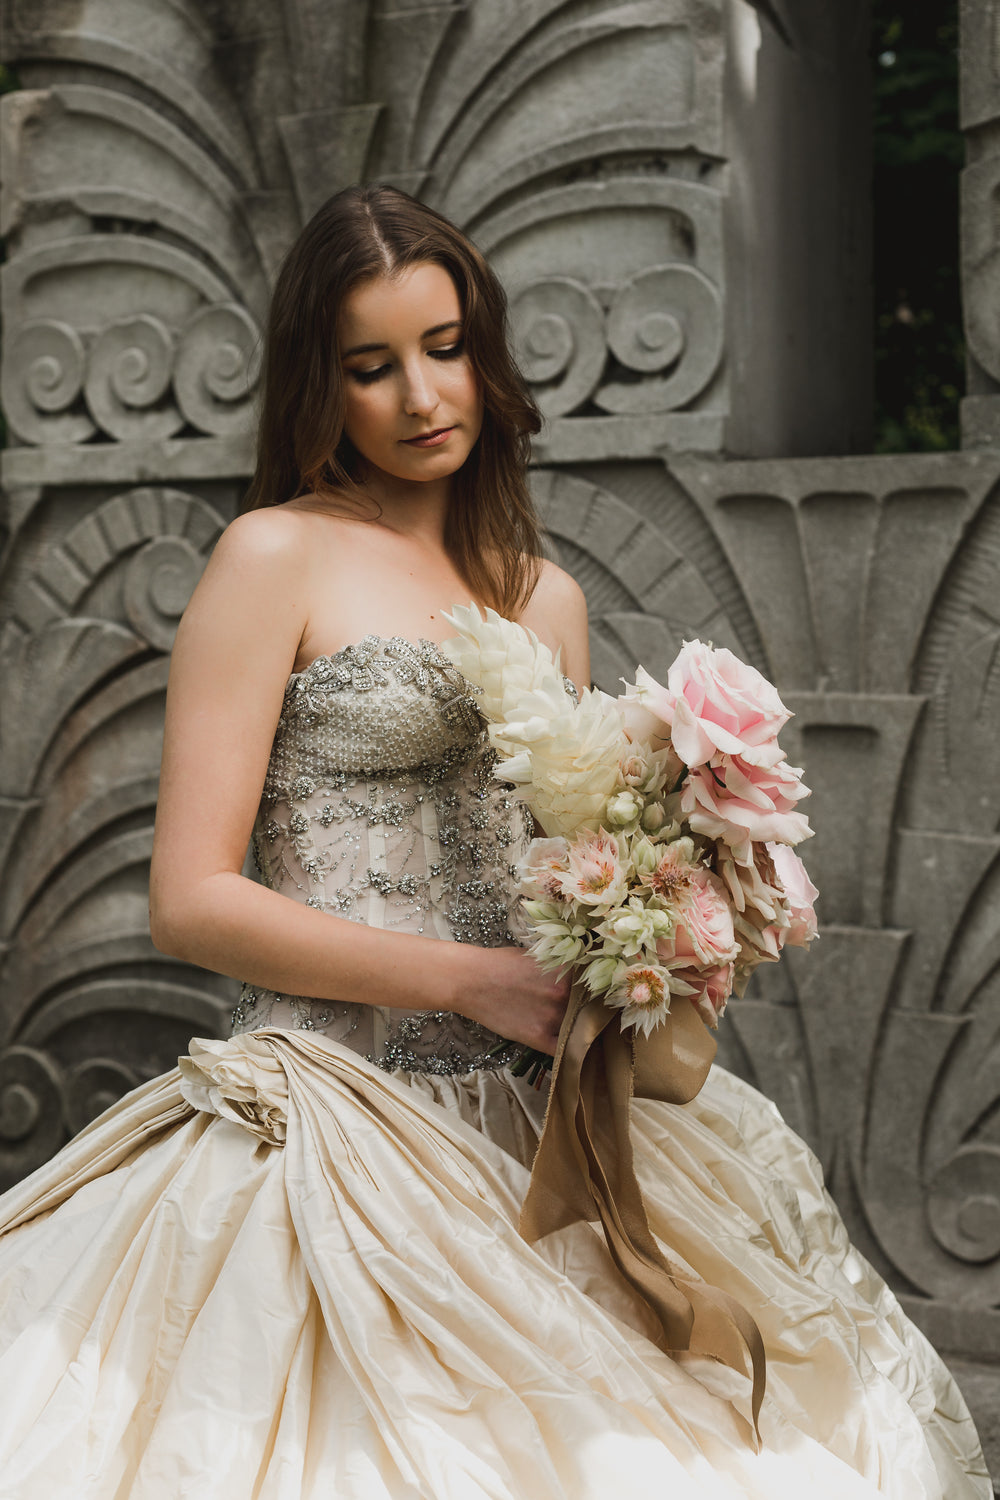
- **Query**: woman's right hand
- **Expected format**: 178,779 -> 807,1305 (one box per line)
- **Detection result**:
448,945 -> 572,1054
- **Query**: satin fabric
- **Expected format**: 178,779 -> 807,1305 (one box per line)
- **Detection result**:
0,1028 -> 990,1499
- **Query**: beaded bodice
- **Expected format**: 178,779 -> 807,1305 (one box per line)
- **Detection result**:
230,635 -> 536,1075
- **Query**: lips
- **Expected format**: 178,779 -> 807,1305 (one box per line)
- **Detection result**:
401,426 -> 455,447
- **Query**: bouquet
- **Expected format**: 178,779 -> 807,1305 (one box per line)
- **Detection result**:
444,605 -> 791,1431
443,604 -> 819,1079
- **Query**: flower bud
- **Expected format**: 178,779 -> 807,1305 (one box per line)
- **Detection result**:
605,790 -> 643,827
630,836 -> 659,876
641,803 -> 667,833
583,954 -> 627,995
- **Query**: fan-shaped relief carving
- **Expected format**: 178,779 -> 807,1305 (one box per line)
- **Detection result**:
531,468 -> 754,695
0,488 -> 231,1178
359,0 -> 727,455
2,84 -> 273,312
903,474 -> 1000,837
4,0 -> 258,191
0,48 -> 275,451
860,866 -> 1000,1304
395,0 -> 724,222
671,455 -> 991,697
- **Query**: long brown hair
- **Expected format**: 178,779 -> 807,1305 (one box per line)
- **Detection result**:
244,185 -> 543,615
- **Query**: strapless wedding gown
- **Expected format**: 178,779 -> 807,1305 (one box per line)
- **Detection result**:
0,636 -> 990,1499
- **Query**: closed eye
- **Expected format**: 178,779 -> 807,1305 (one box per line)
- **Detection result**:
429,341 -> 464,360
348,364 -> 390,385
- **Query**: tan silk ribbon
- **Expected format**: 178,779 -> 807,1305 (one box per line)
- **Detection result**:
520,985 -> 766,1446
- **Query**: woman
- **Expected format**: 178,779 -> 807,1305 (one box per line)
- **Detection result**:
0,186 -> 990,1499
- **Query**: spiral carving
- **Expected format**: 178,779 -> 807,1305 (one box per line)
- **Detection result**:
84,314 -> 183,442
63,1058 -> 140,1137
510,278 -> 606,420
927,1145 -> 1000,1264
124,535 -> 209,650
598,264 -> 723,415
173,303 -> 262,436
1,319 -> 96,446
0,1046 -> 65,1186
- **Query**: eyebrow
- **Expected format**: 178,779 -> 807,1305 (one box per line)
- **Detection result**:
340,320 -> 463,359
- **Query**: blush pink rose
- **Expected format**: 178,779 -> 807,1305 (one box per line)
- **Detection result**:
680,753 -> 812,865
667,640 -> 792,771
617,666 -> 676,751
676,961 -> 735,1029
768,842 -> 819,948
657,868 -> 738,968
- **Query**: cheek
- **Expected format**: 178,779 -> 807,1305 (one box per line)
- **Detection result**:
448,363 -> 484,423
343,386 -> 389,447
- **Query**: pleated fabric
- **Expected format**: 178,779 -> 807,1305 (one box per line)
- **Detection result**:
0,1029 -> 990,1500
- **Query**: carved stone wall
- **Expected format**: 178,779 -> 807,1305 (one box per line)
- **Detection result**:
0,0 -> 997,1479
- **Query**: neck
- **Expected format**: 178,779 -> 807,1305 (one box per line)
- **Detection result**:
357,467 -> 453,544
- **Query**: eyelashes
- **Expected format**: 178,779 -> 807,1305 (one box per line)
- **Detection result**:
347,342 -> 465,386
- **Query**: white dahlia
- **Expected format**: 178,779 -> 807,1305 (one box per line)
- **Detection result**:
441,603 -> 568,730
443,603 -> 630,837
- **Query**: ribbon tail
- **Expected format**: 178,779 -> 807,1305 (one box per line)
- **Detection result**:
520,983 -> 766,1448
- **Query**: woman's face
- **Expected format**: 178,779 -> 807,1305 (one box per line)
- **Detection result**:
338,261 -> 483,490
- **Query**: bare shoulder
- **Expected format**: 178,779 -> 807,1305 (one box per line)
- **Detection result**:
530,557 -> 587,614
521,557 -> 587,633
210,503 -> 313,573
519,557 -> 590,689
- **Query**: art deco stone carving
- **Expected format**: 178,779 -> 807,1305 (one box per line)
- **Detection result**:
0,485 -> 241,1188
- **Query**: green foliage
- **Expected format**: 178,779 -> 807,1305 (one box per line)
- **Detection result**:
872,3 -> 963,452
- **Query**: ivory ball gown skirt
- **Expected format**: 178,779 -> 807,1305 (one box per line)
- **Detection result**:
0,638 -> 990,1498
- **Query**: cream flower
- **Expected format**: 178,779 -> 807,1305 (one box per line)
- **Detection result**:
441,602 -> 567,727
523,900 -> 590,969
617,665 -> 676,751
582,953 -> 628,995
638,835 -> 701,907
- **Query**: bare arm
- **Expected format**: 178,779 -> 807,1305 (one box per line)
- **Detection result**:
149,512 -> 568,1051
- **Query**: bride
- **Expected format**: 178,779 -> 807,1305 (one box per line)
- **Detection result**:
0,185 -> 991,1499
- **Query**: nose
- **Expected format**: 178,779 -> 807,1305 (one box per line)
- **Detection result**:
401,358 -> 439,418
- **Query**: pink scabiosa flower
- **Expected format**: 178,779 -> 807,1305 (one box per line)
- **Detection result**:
606,963 -> 674,1038
517,837 -> 572,901
559,828 -> 628,910
768,842 -> 819,949
638,836 -> 701,907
